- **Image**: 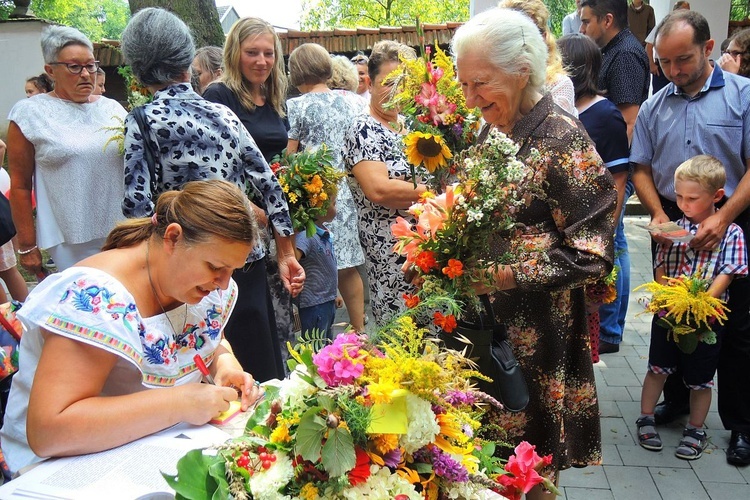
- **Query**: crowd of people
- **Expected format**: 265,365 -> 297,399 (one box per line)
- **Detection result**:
0,0 -> 749,495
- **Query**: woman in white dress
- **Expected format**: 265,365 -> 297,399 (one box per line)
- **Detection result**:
7,25 -> 127,273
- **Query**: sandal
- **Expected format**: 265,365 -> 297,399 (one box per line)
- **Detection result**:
675,428 -> 708,460
636,416 -> 663,451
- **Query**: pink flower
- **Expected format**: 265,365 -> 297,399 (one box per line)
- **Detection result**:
313,333 -> 369,386
499,441 -> 552,496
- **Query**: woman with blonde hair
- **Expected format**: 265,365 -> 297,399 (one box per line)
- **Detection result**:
192,45 -> 223,94
499,0 -> 578,117
203,17 -> 301,369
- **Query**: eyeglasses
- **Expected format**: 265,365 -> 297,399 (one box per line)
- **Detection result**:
351,55 -> 368,65
49,61 -> 100,75
723,50 -> 746,57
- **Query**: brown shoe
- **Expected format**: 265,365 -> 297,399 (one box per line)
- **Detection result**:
599,340 -> 620,354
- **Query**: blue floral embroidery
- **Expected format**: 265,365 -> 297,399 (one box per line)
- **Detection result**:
204,304 -> 222,340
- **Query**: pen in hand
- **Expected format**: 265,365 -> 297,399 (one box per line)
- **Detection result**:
193,354 -> 216,385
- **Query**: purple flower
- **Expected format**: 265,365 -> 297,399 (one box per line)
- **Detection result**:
444,390 -> 478,405
382,448 -> 402,468
431,448 -> 469,483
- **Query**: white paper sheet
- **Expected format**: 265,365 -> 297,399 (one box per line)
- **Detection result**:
0,423 -> 231,500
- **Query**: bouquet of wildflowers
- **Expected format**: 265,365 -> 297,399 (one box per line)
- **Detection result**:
392,128 -> 541,330
271,146 -> 344,237
386,38 -> 482,191
165,311 -> 558,499
117,65 -> 152,109
585,265 -> 619,307
635,271 -> 729,354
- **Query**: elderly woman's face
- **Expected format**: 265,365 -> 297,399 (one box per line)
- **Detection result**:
239,33 -> 275,88
457,50 -> 527,132
369,60 -> 400,115
46,44 -> 96,103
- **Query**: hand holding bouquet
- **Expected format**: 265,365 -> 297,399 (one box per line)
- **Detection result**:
271,146 -> 344,237
635,272 -> 729,354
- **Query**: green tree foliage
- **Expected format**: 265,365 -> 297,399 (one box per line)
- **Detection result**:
300,0 -> 470,30
546,0 -> 577,38
731,0 -> 750,20
0,0 -> 130,41
127,0 -> 224,47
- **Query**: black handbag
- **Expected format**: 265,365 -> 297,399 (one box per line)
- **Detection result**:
131,106 -> 159,196
0,192 -> 16,247
440,295 -> 529,412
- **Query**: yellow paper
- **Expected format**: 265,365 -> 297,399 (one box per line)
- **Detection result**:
210,400 -> 242,425
367,389 -> 408,434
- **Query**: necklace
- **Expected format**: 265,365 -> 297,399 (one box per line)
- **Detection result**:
145,242 -> 187,337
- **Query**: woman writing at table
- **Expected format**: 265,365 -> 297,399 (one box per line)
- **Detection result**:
0,181 -> 263,475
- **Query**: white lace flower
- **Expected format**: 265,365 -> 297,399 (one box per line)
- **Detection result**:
334,465 -> 422,499
399,393 -> 440,454
279,364 -> 316,413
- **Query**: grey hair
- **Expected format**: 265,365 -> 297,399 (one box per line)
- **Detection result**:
41,25 -> 93,64
121,7 -> 196,86
327,55 -> 358,91
451,7 -> 548,97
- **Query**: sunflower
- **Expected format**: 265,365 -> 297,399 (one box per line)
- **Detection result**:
404,131 -> 453,172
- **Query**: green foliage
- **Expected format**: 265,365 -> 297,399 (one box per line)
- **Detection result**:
546,0 -> 577,38
321,426 -> 356,477
301,0 -> 470,30
1,0 -> 132,41
731,0 -> 750,21
336,395 -> 372,445
295,407 -> 326,462
163,448 -> 227,500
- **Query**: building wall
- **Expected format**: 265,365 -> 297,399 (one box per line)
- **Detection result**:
651,0 -> 731,60
0,19 -> 49,139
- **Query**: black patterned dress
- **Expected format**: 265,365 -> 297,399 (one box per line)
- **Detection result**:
484,94 -> 616,472
343,115 -> 423,326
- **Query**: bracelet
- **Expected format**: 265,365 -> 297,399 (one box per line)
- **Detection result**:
17,245 -> 38,255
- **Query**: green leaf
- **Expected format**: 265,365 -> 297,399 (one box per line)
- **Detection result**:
676,333 -> 698,354
162,449 -> 224,499
208,461 -> 229,500
306,219 -> 317,237
321,427 -> 356,477
317,395 -> 336,413
296,407 -> 326,462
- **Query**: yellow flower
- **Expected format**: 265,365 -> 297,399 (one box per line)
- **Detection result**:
304,174 -> 324,194
269,422 -> 292,443
288,192 -> 299,204
404,131 -> 453,173
299,483 -> 319,500
371,433 -> 399,455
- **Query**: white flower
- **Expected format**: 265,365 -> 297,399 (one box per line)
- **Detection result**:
333,465 -> 422,499
247,452 -> 294,499
443,480 -> 486,499
398,393 -> 440,454
279,364 -> 316,413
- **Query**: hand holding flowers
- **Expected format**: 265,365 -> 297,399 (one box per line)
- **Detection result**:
271,146 -> 344,237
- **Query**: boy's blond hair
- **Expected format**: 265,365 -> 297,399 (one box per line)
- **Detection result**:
674,155 -> 726,194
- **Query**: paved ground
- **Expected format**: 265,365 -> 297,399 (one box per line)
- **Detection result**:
558,216 -> 750,500
334,215 -> 750,499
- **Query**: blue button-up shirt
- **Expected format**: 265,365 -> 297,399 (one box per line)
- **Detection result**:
630,65 -> 750,201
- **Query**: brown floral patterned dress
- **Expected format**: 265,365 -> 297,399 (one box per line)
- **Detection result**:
484,94 -> 616,471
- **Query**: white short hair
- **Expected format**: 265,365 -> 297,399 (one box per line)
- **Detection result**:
41,25 -> 93,64
451,8 -> 547,96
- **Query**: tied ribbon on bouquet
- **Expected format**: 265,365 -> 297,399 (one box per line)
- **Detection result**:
635,271 -> 729,354
271,145 -> 344,237
392,128 -> 542,329
385,29 -> 482,192
164,309 -> 558,499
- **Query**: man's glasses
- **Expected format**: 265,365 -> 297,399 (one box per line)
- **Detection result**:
49,61 -> 100,75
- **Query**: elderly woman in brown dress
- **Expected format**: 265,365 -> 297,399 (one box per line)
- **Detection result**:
452,8 -> 616,494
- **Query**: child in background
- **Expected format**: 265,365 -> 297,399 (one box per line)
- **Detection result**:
0,141 -> 29,302
637,155 -> 748,460
295,197 -> 338,339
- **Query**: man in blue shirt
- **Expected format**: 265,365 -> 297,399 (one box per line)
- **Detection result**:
631,10 -> 750,466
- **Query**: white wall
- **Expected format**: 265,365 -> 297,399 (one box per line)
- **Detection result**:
0,20 -> 49,138
649,0 -> 731,60
470,0 -> 497,18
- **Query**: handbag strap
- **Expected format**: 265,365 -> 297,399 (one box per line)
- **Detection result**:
131,106 -> 158,196
477,294 -> 508,342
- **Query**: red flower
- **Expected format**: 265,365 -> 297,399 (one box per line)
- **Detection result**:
498,441 -> 552,497
348,447 -> 371,486
434,311 -> 457,333
270,162 -> 282,174
403,293 -> 420,308
441,258 -> 464,279
415,250 -> 438,272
